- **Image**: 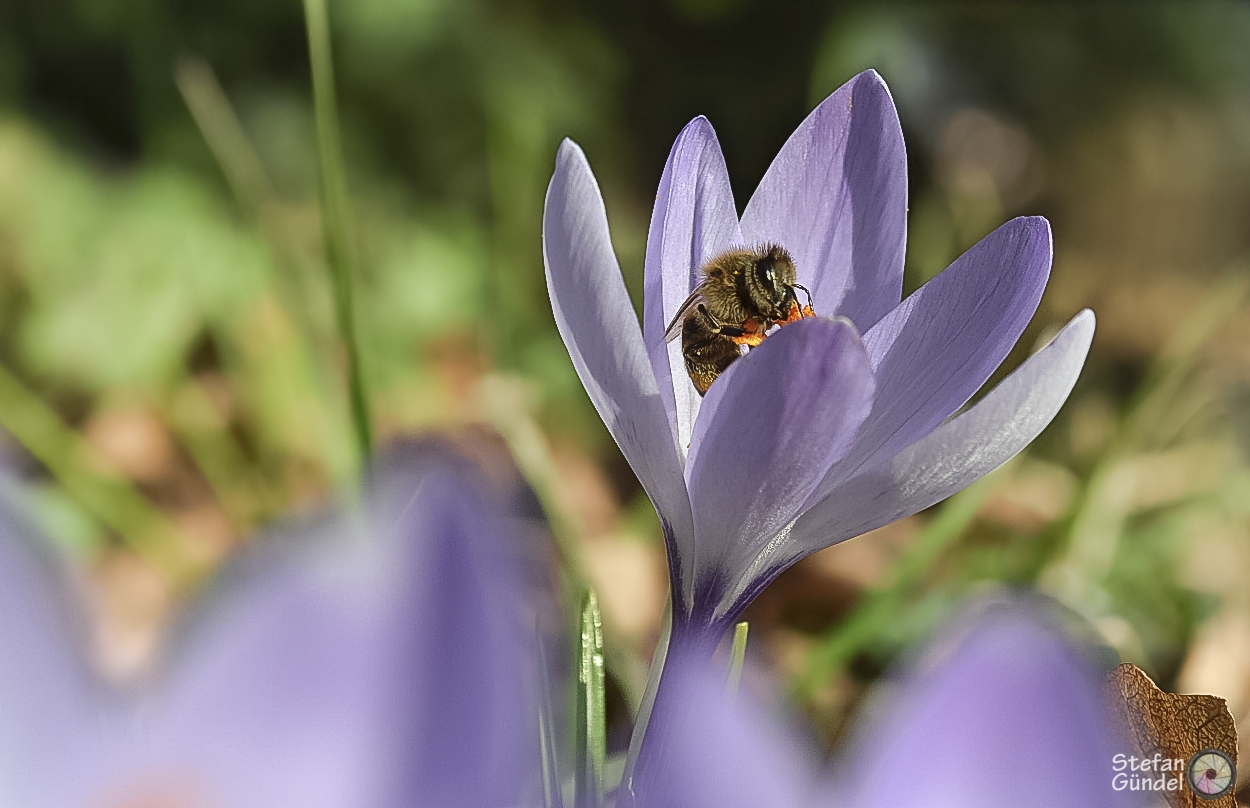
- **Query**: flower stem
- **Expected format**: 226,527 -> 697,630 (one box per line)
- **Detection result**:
620,609 -> 729,806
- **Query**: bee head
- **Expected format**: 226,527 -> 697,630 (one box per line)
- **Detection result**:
749,244 -> 799,318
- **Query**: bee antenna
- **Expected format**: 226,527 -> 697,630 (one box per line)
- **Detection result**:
793,283 -> 813,308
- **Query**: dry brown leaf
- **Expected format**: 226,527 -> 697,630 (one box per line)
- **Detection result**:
1107,663 -> 1239,807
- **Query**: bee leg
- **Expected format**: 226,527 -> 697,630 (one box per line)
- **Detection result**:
793,284 -> 816,316
696,304 -> 747,337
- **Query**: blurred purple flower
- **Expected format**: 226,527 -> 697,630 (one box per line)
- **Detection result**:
543,69 -> 1094,642
637,600 -> 1136,808
0,462 -> 537,807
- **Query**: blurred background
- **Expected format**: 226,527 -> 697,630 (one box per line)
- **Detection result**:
2,0 -> 1250,778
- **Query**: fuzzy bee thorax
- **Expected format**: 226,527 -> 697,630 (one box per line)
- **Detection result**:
663,243 -> 813,396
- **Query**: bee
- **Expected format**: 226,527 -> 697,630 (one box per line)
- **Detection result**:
663,244 -> 816,396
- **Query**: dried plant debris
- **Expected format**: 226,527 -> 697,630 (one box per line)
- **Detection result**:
1106,662 -> 1239,807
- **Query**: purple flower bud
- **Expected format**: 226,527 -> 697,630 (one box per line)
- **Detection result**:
632,599 -> 1134,808
0,459 -> 540,807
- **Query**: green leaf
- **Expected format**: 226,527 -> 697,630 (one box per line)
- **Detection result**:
574,588 -> 606,808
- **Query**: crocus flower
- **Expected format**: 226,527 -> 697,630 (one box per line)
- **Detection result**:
543,69 -> 1094,644
635,598 -> 1136,808
0,456 -> 538,807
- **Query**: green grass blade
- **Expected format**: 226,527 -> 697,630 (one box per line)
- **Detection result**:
726,621 -> 749,695
0,363 -> 201,586
301,0 -> 373,467
175,56 -> 358,486
1044,268 -> 1250,596
574,589 -> 606,808
174,56 -> 275,211
1119,268 -> 1250,451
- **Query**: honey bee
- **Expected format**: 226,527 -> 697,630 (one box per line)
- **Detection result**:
663,244 -> 816,396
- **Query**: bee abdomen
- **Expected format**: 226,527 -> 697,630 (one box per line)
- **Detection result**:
681,308 -> 742,396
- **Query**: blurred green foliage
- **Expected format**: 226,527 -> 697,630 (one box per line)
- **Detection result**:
2,0 -> 1250,737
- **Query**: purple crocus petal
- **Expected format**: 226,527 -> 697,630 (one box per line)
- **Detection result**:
149,544 -> 379,807
0,491 -> 96,805
739,70 -> 906,330
545,139 -> 696,554
806,216 -> 1052,507
630,652 -> 811,808
0,451 -> 545,806
841,602 -> 1133,808
644,117 -> 743,462
149,471 -> 535,808
684,318 -> 874,617
790,310 -> 1094,551
381,474 -> 533,808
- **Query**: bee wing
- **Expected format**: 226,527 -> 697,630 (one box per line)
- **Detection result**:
663,285 -> 708,343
